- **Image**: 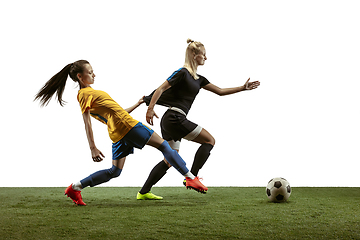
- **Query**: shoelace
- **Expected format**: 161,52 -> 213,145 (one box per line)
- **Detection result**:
197,177 -> 204,181
185,177 -> 204,181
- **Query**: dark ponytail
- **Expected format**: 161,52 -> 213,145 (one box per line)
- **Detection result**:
34,60 -> 89,107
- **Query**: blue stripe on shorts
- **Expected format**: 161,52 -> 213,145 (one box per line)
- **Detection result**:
112,122 -> 154,160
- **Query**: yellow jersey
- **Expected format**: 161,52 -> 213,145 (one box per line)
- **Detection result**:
77,87 -> 139,143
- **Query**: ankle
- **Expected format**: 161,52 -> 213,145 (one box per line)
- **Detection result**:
72,182 -> 83,191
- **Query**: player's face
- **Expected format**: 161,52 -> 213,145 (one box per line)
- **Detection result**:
78,64 -> 95,87
194,47 -> 207,66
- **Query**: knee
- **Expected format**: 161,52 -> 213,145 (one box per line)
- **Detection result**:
198,129 -> 215,146
163,159 -> 172,168
207,136 -> 215,146
109,166 -> 122,178
163,147 -> 179,168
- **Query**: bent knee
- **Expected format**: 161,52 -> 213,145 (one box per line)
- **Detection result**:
163,158 -> 172,168
109,166 -> 122,178
206,136 -> 215,146
194,128 -> 216,146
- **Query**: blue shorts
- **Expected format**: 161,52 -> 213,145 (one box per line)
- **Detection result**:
112,122 -> 154,160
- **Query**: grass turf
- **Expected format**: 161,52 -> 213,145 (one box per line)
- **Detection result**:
0,187 -> 359,239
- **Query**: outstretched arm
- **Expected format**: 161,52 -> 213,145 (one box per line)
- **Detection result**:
203,78 -> 260,96
82,109 -> 105,162
125,97 -> 145,114
146,80 -> 172,125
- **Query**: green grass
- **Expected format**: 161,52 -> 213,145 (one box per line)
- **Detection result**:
0,187 -> 359,239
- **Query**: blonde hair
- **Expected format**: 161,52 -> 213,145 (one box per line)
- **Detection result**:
184,38 -> 204,80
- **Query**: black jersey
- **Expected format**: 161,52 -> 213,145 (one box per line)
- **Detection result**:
144,68 -> 210,115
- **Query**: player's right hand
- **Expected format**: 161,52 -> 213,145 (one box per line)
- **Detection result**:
146,108 -> 158,126
91,147 -> 105,162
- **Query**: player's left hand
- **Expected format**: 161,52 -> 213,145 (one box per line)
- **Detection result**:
243,78 -> 260,90
138,96 -> 145,105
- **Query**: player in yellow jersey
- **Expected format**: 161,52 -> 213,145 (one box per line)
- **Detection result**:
35,60 -> 207,206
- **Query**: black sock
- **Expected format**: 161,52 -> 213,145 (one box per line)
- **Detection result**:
139,160 -> 170,194
191,143 -> 214,176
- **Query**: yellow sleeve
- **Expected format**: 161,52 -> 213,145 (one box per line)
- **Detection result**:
78,91 -> 93,114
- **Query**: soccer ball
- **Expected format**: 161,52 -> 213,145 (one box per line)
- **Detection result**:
266,177 -> 291,202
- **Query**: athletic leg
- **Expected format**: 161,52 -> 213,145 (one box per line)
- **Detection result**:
139,160 -> 170,195
138,142 -> 178,195
146,132 -> 208,193
70,159 -> 124,192
65,158 -> 125,205
138,139 -> 178,197
165,112 -> 215,177
136,158 -> 169,199
79,159 -> 124,188
146,132 -> 189,175
189,128 -> 215,176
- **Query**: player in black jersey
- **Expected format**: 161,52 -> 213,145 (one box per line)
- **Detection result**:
137,39 -> 260,199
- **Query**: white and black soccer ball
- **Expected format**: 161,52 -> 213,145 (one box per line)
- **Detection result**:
266,177 -> 291,202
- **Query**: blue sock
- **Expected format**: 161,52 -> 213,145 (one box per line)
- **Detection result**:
158,141 -> 189,175
80,165 -> 122,188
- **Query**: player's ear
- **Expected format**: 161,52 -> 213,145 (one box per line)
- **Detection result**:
77,73 -> 82,81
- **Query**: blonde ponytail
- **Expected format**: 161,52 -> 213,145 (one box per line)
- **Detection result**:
187,38 -> 194,44
184,39 -> 204,79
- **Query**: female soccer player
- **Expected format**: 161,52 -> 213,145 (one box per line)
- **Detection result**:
137,39 -> 260,199
34,60 -> 207,205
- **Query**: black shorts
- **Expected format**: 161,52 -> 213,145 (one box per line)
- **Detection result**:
160,109 -> 198,142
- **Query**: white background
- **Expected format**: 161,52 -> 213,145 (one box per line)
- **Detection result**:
1,1 -> 359,187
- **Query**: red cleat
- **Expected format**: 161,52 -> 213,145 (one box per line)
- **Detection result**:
185,177 -> 208,194
64,184 -> 86,206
